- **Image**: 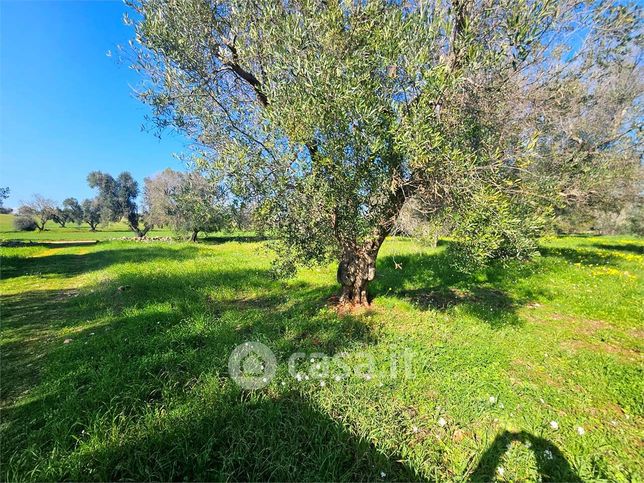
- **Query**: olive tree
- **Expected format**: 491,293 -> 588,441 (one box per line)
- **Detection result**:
145,168 -> 229,241
0,187 -> 11,214
174,171 -> 230,241
129,0 -> 641,305
144,168 -> 184,228
81,198 -> 101,231
87,171 -> 152,237
53,197 -> 84,227
17,195 -> 57,232
66,197 -> 84,225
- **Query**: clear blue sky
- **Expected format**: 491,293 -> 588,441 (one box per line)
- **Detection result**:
0,0 -> 187,209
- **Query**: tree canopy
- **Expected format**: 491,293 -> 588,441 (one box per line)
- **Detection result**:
17,195 -> 57,232
129,0 -> 642,304
87,171 -> 151,237
145,168 -> 230,241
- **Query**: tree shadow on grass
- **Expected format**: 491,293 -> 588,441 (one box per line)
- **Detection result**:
590,242 -> 643,255
373,248 -> 537,327
538,246 -> 623,266
64,391 -> 419,481
470,430 -> 581,482
1,245 -> 420,480
0,244 -> 201,280
201,234 -> 267,245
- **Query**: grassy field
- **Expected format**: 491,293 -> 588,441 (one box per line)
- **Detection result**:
0,213 -> 176,241
0,234 -> 642,481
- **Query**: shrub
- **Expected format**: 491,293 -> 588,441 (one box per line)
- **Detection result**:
13,215 -> 37,231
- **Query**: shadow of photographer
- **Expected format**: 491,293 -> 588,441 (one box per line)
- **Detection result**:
470,430 -> 581,482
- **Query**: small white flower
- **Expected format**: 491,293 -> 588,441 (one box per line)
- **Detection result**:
334,375 -> 341,382
365,374 -> 372,380
310,358 -> 315,363
489,396 -> 497,404
576,426 -> 585,435
499,403 -> 505,409
525,441 -> 532,448
544,449 -> 553,460
281,381 -> 286,386
438,417 -> 447,427
262,377 -> 267,383
305,375 -> 310,380
320,380 -> 325,387
412,425 -> 419,433
295,374 -> 302,381
380,471 -> 386,478
497,466 -> 505,476
549,420 -> 559,430
315,363 -> 321,369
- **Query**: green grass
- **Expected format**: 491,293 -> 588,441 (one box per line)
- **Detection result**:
1,235 -> 642,481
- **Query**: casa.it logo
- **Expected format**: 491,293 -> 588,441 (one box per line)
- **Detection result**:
228,341 -> 277,389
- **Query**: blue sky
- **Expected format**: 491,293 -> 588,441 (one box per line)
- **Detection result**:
0,0 -> 187,208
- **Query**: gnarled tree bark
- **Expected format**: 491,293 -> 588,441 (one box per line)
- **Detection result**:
337,241 -> 381,306
335,186 -> 408,307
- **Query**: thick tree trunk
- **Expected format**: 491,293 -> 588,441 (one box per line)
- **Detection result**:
190,229 -> 198,242
333,181 -> 411,307
336,241 -> 382,307
131,223 -> 152,238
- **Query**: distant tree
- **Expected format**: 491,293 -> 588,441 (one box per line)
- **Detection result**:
53,197 -> 83,227
0,187 -> 11,214
13,215 -> 37,231
173,171 -> 229,241
555,167 -> 643,235
143,168 -> 184,227
145,168 -> 229,241
17,195 -> 57,231
393,197 -> 442,248
63,197 -> 83,225
229,199 -> 256,232
87,171 -> 151,237
81,198 -> 101,231
52,208 -> 68,228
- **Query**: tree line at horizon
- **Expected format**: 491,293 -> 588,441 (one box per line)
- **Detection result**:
6,168 -> 252,240
4,152 -> 642,241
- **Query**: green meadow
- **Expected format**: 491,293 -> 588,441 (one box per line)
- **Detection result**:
1,229 -> 642,481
